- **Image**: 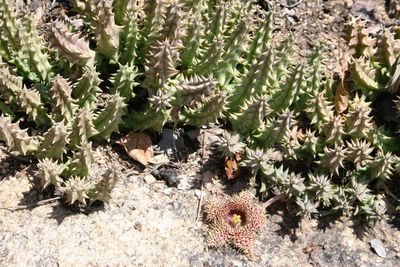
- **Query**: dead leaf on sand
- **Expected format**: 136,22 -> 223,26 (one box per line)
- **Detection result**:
225,153 -> 242,180
116,132 -> 154,165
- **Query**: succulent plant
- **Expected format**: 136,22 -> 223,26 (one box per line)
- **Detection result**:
63,176 -> 93,205
242,147 -> 281,176
216,16 -> 400,222
346,18 -> 400,96
89,169 -> 120,204
37,158 -> 65,190
0,0 -> 127,205
215,130 -> 246,158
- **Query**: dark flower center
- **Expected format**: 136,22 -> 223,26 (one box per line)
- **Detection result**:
226,209 -> 246,227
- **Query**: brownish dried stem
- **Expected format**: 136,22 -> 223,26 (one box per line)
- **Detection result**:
196,129 -> 208,221
262,192 -> 287,209
0,196 -> 63,211
281,0 -> 304,9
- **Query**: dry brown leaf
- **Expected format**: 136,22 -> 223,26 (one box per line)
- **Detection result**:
335,72 -> 351,114
225,153 -> 242,180
338,51 -> 351,76
335,53 -> 352,114
116,132 -> 154,166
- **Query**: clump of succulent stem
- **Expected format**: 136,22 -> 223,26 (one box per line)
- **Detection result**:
0,0 -> 126,206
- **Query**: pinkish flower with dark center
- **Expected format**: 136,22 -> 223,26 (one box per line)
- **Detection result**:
203,191 -> 266,257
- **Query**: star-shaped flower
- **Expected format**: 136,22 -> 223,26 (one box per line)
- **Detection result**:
203,191 -> 266,257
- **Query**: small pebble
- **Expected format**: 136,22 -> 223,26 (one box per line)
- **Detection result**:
163,188 -> 173,196
134,222 -> 142,232
143,174 -> 156,184
370,239 -> 387,258
194,189 -> 207,199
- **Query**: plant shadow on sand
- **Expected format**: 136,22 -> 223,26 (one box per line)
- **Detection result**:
0,152 -> 34,181
0,154 -> 106,225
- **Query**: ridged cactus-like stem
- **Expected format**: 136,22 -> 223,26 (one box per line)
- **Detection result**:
182,91 -> 227,126
89,169 -> 119,204
216,130 -> 246,158
144,39 -> 179,93
351,57 -> 379,96
160,1 -> 184,46
228,49 -> 273,112
37,120 -> 70,159
93,94 -> 126,141
246,12 -> 274,64
345,139 -> 373,170
319,143 -> 347,175
63,176 -> 93,205
230,95 -> 270,136
215,17 -> 251,84
51,20 -> 95,66
18,87 -> 50,127
37,158 -> 65,189
119,7 -> 139,66
268,65 -> 305,113
369,150 -> 395,181
376,29 -> 400,71
193,36 -> 224,76
73,66 -> 102,109
345,94 -> 373,138
113,0 -> 136,25
127,106 -> 170,132
0,0 -> 18,53
347,17 -> 376,58
66,141 -> 95,177
19,17 -> 53,82
254,109 -> 296,147
181,11 -> 204,69
111,64 -> 138,101
173,75 -> 216,107
69,108 -> 98,147
323,115 -> 346,145
0,65 -> 23,102
95,0 -> 120,59
50,75 -> 77,124
308,173 -> 334,207
0,116 -> 37,155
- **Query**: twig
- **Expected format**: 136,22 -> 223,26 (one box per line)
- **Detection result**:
200,129 -> 208,163
195,184 -> 204,221
196,129 -> 208,221
281,0 -> 304,8
0,196 -> 63,212
144,162 -> 166,174
262,193 -> 287,209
